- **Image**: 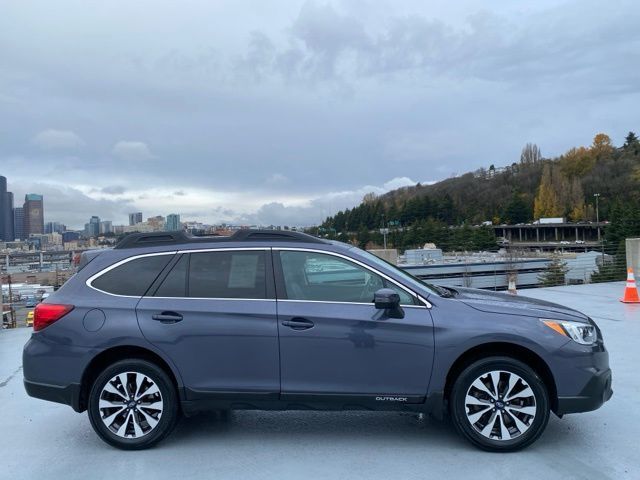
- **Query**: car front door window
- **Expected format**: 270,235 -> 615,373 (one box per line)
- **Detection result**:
279,251 -> 415,305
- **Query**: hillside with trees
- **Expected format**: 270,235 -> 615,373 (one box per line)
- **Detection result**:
313,132 -> 640,254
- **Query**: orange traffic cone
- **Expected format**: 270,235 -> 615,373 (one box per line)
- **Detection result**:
620,268 -> 640,303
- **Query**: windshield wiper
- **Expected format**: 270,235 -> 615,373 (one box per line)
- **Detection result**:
431,284 -> 453,298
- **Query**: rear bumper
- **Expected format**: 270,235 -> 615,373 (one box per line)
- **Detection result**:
24,379 -> 84,412
556,367 -> 613,415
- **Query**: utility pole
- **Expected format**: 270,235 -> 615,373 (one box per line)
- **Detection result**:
2,274 -> 16,328
594,193 -> 604,265
380,214 -> 388,250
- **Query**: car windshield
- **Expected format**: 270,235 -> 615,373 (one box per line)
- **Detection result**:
354,248 -> 447,297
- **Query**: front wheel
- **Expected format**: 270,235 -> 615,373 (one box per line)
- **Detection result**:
450,356 -> 550,452
88,359 -> 179,450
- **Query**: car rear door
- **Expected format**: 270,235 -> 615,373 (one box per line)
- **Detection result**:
136,248 -> 280,398
274,249 -> 434,404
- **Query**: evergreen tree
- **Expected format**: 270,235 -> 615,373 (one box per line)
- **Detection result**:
623,131 -> 639,149
539,256 -> 569,286
503,193 -> 531,224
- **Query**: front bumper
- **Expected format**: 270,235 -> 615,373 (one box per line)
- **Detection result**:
556,367 -> 613,415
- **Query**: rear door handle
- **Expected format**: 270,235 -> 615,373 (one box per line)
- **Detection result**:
151,312 -> 183,324
282,318 -> 314,330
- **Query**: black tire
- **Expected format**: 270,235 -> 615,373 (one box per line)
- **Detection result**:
88,359 -> 180,450
450,356 -> 550,452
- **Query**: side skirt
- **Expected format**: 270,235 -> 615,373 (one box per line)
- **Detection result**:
181,388 -> 428,416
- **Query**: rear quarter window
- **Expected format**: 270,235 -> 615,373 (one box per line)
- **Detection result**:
91,254 -> 174,296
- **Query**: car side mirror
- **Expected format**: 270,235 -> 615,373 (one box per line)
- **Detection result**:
374,288 -> 404,319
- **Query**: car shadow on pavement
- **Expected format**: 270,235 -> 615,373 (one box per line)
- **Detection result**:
166,410 -> 469,449
163,409 -> 591,453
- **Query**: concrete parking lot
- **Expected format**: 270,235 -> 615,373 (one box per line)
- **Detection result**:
1,282 -> 638,480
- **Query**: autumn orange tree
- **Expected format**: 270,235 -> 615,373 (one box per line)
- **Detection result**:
533,164 -> 562,218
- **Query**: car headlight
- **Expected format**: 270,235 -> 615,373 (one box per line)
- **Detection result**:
541,318 -> 598,345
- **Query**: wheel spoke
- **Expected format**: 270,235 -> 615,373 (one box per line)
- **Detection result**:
118,373 -> 130,397
138,407 -> 160,428
116,410 -> 133,437
507,386 -> 533,401
471,379 -> 495,399
467,406 -> 492,424
102,406 -> 126,425
140,400 -> 163,410
498,412 -> 511,440
505,409 -> 529,433
465,394 -> 492,407
507,405 -> 536,416
134,373 -> 145,399
103,382 -> 127,400
479,411 -> 497,437
99,398 -> 126,409
136,384 -> 159,400
489,371 -> 501,397
131,412 -> 144,437
505,373 -> 519,399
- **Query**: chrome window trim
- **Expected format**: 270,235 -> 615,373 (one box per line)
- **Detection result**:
85,246 -> 433,308
274,247 -> 432,309
278,299 -> 427,309
150,297 -> 276,302
86,247 -> 270,299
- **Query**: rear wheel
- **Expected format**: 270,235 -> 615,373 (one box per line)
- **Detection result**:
88,359 -> 179,450
450,356 -> 550,452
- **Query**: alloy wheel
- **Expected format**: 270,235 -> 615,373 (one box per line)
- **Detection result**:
464,370 -> 537,441
98,371 -> 164,439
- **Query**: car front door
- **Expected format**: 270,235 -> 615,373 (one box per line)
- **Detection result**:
274,249 -> 434,404
136,248 -> 280,398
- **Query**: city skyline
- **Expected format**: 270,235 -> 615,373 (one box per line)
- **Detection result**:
2,173 -> 289,234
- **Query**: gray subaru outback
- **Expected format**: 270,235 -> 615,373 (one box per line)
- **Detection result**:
23,230 -> 612,451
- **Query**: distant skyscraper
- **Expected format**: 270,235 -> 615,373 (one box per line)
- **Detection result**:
165,214 -> 181,231
129,212 -> 143,226
45,221 -> 65,234
23,193 -> 44,237
13,207 -> 24,240
0,176 -> 15,241
87,216 -> 101,237
100,220 -> 113,234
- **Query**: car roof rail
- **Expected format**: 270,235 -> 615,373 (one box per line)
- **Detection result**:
114,229 -> 328,249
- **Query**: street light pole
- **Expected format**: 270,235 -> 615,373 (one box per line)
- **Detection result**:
594,193 -> 604,265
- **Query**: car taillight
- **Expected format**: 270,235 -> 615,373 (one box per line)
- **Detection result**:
34,304 -> 74,332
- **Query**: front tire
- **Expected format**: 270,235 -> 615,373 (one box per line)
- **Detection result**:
88,359 -> 179,450
450,356 -> 550,452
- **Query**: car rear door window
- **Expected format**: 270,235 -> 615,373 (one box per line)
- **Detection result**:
92,254 -> 173,296
154,254 -> 188,297
188,250 -> 267,299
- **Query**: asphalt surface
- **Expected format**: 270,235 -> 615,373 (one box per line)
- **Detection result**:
1,282 -> 638,480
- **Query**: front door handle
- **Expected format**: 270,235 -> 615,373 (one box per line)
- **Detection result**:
282,317 -> 314,330
151,312 -> 183,324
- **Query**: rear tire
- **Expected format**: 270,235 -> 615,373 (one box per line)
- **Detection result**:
88,359 -> 179,450
450,356 -> 550,452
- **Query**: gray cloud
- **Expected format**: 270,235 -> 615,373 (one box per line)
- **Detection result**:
1,0 -> 639,228
112,141 -> 155,161
100,185 -> 127,195
32,129 -> 84,150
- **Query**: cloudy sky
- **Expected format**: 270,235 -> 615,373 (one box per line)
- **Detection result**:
1,0 -> 638,228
